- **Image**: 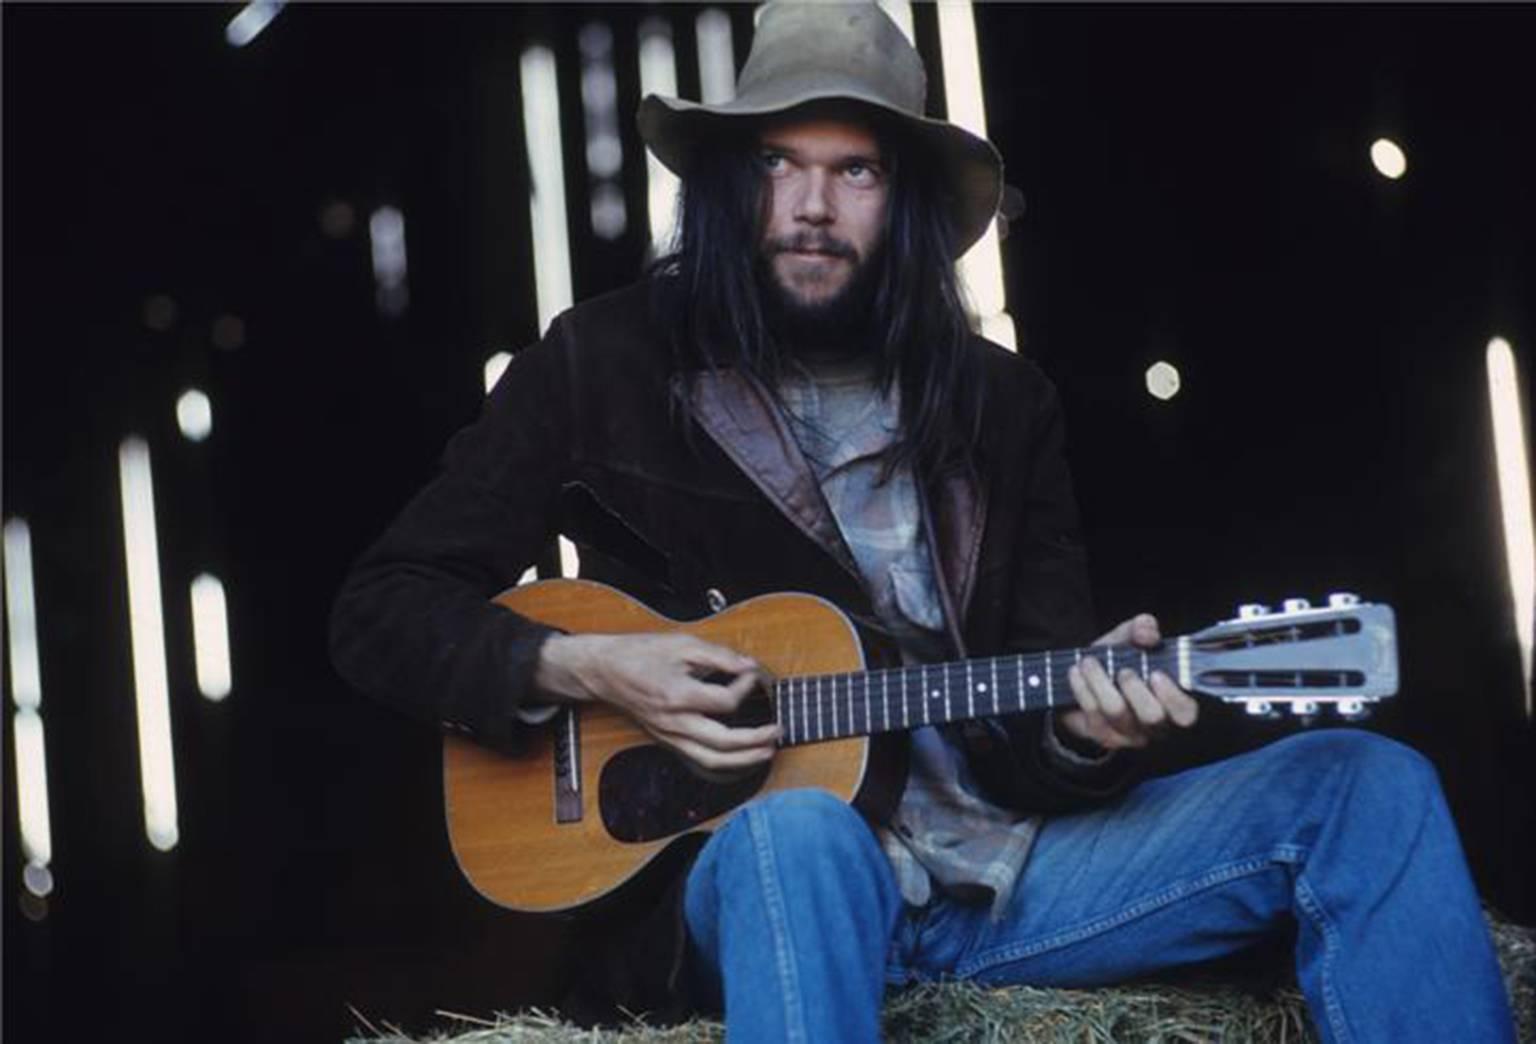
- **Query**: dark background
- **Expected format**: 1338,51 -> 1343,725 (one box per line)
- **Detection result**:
4,4 -> 1532,1041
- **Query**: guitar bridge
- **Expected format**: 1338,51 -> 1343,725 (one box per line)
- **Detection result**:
552,707 -> 583,823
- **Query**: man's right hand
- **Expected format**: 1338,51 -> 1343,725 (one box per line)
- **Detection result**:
534,632 -> 780,773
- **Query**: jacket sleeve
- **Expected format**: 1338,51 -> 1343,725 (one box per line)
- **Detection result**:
972,376 -> 1142,812
328,316 -> 576,750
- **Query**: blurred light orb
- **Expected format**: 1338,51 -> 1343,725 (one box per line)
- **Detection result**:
212,315 -> 246,351
1146,361 -> 1182,401
177,389 -> 213,442
319,200 -> 356,239
1370,138 -> 1407,180
143,295 -> 178,332
590,183 -> 627,240
22,861 -> 53,898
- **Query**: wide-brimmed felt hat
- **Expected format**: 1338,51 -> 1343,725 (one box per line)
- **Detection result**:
637,1 -> 1003,257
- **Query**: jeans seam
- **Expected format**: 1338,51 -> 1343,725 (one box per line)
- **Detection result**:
1295,875 -> 1353,1044
747,804 -> 807,1044
954,851 -> 1279,977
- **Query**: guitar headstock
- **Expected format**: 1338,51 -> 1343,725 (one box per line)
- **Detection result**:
1187,593 -> 1398,721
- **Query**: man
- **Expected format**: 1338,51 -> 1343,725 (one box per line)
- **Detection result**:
330,4 -> 1515,1041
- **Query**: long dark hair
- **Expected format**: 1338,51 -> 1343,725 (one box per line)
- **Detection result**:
651,112 -> 984,478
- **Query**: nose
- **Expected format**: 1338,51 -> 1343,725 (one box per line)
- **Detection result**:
791,169 -> 834,225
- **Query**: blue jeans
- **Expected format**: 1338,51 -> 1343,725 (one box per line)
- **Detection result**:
683,731 -> 1516,1042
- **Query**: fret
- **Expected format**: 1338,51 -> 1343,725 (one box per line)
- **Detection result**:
881,671 -> 889,733
1046,650 -> 1053,706
1107,646 -> 1114,676
991,657 -> 999,715
941,662 -> 951,722
1141,649 -> 1149,682
832,674 -> 840,738
804,675 -> 817,743
901,668 -> 909,729
920,665 -> 930,724
966,660 -> 975,720
814,676 -> 823,741
782,681 -> 792,744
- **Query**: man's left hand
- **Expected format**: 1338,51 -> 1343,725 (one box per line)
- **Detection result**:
1057,613 -> 1199,751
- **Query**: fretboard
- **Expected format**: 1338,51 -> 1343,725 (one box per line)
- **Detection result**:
773,642 -> 1181,746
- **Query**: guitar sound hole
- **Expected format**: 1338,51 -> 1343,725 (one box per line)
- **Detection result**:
599,745 -> 771,843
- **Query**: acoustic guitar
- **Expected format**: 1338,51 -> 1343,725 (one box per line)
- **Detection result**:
443,579 -> 1398,913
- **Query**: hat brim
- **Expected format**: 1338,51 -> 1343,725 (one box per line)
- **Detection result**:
638,87 -> 1003,258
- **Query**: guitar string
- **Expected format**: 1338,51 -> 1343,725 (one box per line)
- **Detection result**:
774,645 -> 1181,745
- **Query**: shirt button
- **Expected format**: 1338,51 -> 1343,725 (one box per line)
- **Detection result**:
705,588 -> 728,613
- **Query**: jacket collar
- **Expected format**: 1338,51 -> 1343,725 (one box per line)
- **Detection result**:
675,367 -> 985,631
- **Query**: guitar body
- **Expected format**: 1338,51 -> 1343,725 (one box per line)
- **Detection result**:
443,579 -> 872,913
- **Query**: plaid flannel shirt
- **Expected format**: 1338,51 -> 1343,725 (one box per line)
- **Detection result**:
778,358 -> 1106,919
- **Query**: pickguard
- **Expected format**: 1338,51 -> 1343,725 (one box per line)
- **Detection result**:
598,745 -> 770,843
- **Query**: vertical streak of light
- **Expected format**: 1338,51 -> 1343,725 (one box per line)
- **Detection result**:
877,0 -> 915,45
4,519 -> 43,710
118,437 -> 180,851
639,19 -> 681,256
695,9 -> 736,105
1487,338 -> 1535,716
559,536 -> 581,579
5,518 -> 53,887
520,46 -> 574,335
13,709 -> 52,871
190,574 -> 232,701
935,0 -> 1014,350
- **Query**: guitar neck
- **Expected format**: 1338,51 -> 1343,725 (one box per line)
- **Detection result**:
774,641 -> 1184,747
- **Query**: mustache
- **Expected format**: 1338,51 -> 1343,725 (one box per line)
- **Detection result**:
764,233 -> 858,260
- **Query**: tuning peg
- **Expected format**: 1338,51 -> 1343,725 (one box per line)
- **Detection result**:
1282,598 -> 1311,613
1238,603 -> 1269,619
1290,700 -> 1319,716
1337,699 -> 1370,720
1327,592 -> 1360,608
1245,700 -> 1274,716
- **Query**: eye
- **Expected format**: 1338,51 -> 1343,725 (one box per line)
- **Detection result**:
760,151 -> 788,174
844,160 -> 882,186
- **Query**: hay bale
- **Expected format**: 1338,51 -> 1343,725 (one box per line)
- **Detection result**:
349,911 -> 1535,1043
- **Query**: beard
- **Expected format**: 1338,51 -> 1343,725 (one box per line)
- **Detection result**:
757,233 -> 884,356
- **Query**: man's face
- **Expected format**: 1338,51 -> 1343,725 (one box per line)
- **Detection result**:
756,116 -> 890,316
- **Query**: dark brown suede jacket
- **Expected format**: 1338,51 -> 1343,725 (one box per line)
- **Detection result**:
328,277 -> 1137,1020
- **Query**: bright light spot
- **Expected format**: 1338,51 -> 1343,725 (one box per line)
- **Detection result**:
484,351 -> 512,394
211,314 -> 246,351
639,19 -> 681,257
877,0 -> 916,45
225,0 -> 284,48
118,437 -> 179,853
1487,336 -> 1534,717
1370,138 -> 1407,180
559,536 -> 581,578
696,9 -> 736,104
23,861 -> 54,899
518,566 -> 538,586
579,22 -> 627,241
369,206 -> 409,317
176,389 -> 213,443
521,46 -> 574,335
1146,361 -> 1182,401
4,519 -> 43,711
979,312 -> 1016,350
190,574 -> 232,701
